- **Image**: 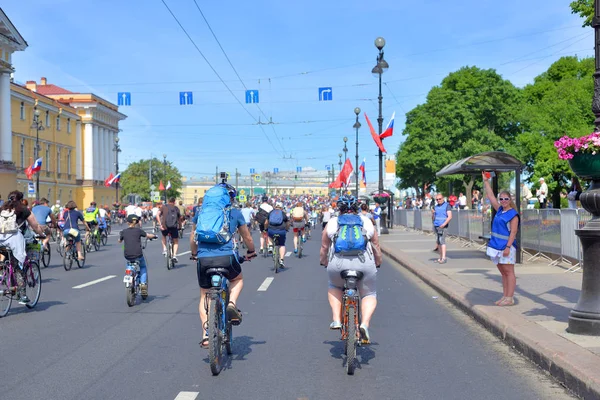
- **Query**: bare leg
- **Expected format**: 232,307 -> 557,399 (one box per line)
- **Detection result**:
360,295 -> 378,327
495,264 -> 507,304
76,241 -> 84,259
229,276 -> 244,306
173,239 -> 179,257
293,231 -> 298,250
161,234 -> 166,252
199,288 -> 208,338
441,244 -> 447,260
328,287 -> 343,322
279,245 -> 286,261
504,264 -> 516,297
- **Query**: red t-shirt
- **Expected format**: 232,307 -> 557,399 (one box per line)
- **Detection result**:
448,195 -> 457,207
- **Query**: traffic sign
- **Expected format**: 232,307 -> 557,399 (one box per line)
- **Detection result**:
326,165 -> 331,171
318,87 -> 332,101
254,174 -> 261,182
273,168 -> 279,173
250,168 -> 256,174
117,92 -> 131,106
296,166 -> 302,173
27,182 -> 35,198
150,185 -> 156,191
245,90 -> 259,104
240,189 -> 246,195
227,172 -> 231,180
239,195 -> 247,202
179,91 -> 193,105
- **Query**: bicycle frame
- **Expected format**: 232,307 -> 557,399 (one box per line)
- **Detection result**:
341,285 -> 361,342
205,273 -> 230,333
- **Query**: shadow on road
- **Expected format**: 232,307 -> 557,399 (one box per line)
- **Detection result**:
6,300 -> 66,316
323,339 -> 378,370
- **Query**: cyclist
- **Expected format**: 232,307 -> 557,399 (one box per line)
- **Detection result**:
196,182 -> 256,348
62,200 -> 90,261
291,201 -> 308,254
83,201 -> 100,242
254,196 -> 273,255
157,197 -> 181,262
0,190 -> 45,304
31,197 -> 56,249
176,200 -> 187,229
319,195 -> 382,343
265,201 -> 289,268
118,214 -> 157,298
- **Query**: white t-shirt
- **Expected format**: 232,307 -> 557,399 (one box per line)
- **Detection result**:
458,195 -> 467,206
98,208 -> 107,218
326,214 -> 375,239
152,207 -> 159,217
125,205 -> 137,216
259,203 -> 273,213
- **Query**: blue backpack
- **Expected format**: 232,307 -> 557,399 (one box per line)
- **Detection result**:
334,214 -> 368,256
268,209 -> 284,226
195,186 -> 232,244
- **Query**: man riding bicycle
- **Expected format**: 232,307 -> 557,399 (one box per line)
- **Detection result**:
195,182 -> 256,349
291,201 -> 308,254
254,196 -> 273,255
83,201 -> 100,235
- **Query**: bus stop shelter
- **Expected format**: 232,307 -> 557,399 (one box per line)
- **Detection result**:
436,151 -> 524,263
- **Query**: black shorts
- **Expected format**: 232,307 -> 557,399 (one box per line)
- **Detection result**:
161,227 -> 179,239
197,255 -> 242,289
258,221 -> 267,232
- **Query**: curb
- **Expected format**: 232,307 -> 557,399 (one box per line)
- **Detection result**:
381,244 -> 600,400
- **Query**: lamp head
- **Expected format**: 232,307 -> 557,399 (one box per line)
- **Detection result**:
354,107 -> 361,115
338,153 -> 342,158
115,136 -> 120,143
374,37 -> 386,50
343,136 -> 348,143
34,109 -> 40,117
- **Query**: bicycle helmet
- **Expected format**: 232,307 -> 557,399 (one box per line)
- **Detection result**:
127,214 -> 140,223
219,182 -> 237,199
262,195 -> 268,202
338,195 -> 358,214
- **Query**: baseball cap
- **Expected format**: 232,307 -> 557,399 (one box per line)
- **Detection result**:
539,178 -> 545,182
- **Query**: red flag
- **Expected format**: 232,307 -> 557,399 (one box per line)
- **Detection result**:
329,159 -> 354,188
104,173 -> 114,187
25,165 -> 33,180
364,112 -> 387,153
158,180 -> 165,191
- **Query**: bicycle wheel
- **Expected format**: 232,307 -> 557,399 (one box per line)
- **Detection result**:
50,228 -> 57,242
346,305 -> 357,375
0,266 -> 12,317
56,237 -> 64,256
126,284 -> 136,307
225,323 -> 233,355
41,243 -> 51,268
298,241 -> 303,259
25,261 -> 41,309
208,297 -> 223,375
101,231 -> 108,246
63,244 -> 73,271
85,235 -> 92,253
106,224 -> 112,235
93,234 -> 100,252
77,244 -> 86,268
273,245 -> 279,273
166,240 -> 173,270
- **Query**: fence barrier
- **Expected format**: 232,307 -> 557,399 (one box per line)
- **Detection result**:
392,208 -> 590,268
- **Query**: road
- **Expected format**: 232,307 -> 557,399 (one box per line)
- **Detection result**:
1,223 -> 574,400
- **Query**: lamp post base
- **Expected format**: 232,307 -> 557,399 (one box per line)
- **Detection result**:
380,213 -> 389,234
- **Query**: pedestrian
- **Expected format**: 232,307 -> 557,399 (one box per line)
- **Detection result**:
458,192 -> 467,210
567,176 -> 582,210
536,177 -> 548,209
448,193 -> 457,209
373,203 -> 381,235
431,193 -> 452,264
521,183 -> 533,210
471,190 -> 480,210
482,172 -> 519,306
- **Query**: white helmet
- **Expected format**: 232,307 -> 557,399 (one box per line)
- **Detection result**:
275,201 -> 283,208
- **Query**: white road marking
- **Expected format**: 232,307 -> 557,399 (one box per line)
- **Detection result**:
257,277 -> 274,291
177,251 -> 191,257
72,275 -> 117,289
174,392 -> 199,400
285,251 -> 292,257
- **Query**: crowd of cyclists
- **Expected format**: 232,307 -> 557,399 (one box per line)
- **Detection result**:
0,183 -> 382,344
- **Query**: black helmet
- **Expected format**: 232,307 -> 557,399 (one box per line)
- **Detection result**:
126,214 -> 140,223
262,195 -> 268,202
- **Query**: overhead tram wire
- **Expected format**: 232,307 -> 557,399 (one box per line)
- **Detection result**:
159,0 -> 281,156
192,0 -> 287,156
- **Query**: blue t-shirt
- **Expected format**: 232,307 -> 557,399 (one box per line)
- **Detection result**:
32,205 -> 52,225
198,208 -> 246,258
62,210 -> 85,230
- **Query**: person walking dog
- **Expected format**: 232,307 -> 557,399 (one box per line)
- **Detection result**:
482,172 -> 520,306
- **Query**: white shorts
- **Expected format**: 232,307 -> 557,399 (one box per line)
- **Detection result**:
486,246 -> 516,265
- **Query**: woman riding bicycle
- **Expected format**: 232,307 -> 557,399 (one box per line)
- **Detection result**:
61,200 -> 90,261
319,195 -> 382,343
0,190 -> 45,304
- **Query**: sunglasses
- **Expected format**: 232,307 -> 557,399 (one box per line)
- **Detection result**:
499,197 -> 511,201
436,198 -> 444,201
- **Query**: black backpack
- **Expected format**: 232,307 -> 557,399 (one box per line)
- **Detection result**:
165,205 -> 179,228
255,208 -> 269,224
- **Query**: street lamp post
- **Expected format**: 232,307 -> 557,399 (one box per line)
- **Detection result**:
113,136 -> 121,203
567,0 -> 600,335
30,108 -> 44,202
338,153 -> 343,196
354,107 -> 361,196
372,36 -> 390,234
162,154 -> 167,202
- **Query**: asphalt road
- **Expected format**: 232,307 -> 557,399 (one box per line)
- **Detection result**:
1,223 -> 574,400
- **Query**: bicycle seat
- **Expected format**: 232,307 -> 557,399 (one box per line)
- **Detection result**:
205,267 -> 230,278
340,270 -> 364,280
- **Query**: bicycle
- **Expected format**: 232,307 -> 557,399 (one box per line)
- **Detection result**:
124,237 -> 155,307
271,234 -> 281,273
63,232 -> 86,271
99,228 -> 108,246
340,269 -> 366,375
40,240 -> 51,268
0,245 -> 42,317
105,218 -> 112,235
165,232 -> 175,270
85,228 -> 100,253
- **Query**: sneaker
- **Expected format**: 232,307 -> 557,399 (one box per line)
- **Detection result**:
330,321 -> 342,330
259,248 -> 264,255
359,324 -> 371,343
172,257 -> 178,263
162,250 -> 167,256
279,259 -> 285,268
140,283 -> 148,297
18,294 -> 30,305
294,248 -> 298,254
226,302 -> 243,325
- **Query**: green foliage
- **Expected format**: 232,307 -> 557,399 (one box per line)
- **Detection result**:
120,158 -> 183,202
570,0 -> 594,27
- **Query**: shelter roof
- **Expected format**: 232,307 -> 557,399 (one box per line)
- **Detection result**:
436,151 -> 522,177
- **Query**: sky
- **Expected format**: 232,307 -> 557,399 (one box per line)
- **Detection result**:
3,0 -> 594,182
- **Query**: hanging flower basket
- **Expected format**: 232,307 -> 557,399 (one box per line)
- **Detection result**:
556,133 -> 600,180
373,192 -> 390,204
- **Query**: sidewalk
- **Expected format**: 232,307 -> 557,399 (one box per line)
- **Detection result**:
380,229 -> 600,400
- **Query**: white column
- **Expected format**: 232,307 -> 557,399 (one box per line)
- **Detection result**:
84,123 -> 94,180
0,72 -> 12,162
75,121 -> 82,179
103,128 -> 110,178
99,128 -> 105,178
108,131 -> 114,175
92,125 -> 99,181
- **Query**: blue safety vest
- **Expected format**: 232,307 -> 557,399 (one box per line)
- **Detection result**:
433,202 -> 450,227
488,207 -> 519,251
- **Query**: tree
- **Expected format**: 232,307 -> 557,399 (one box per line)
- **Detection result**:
516,56 -> 595,207
396,66 -> 522,204
570,0 -> 594,27
120,158 -> 183,202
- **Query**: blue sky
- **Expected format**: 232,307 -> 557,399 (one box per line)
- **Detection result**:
3,0 -> 594,181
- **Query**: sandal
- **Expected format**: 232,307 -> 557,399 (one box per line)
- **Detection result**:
200,338 -> 209,349
497,297 -> 515,306
495,297 -> 506,305
227,302 -> 243,326
436,258 -> 447,264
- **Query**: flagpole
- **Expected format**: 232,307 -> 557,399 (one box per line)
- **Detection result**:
354,107 -> 361,196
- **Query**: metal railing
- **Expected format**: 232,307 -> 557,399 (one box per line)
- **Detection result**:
392,208 -> 590,269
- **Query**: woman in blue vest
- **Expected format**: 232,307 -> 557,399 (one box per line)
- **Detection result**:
482,172 -> 520,306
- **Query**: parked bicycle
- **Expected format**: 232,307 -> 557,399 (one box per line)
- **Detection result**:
0,245 -> 42,317
63,232 -> 86,271
339,269 -> 367,375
